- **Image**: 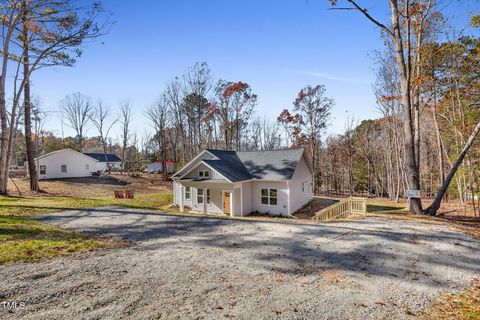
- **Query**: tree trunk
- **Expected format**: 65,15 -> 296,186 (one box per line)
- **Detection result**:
390,1 -> 423,214
431,83 -> 446,200
0,25 -> 13,194
425,120 -> 480,215
23,5 -> 39,192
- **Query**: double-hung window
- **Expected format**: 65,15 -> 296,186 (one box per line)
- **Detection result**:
61,165 -> 67,173
206,189 -> 211,205
40,165 -> 46,174
261,188 -> 278,206
197,189 -> 211,205
185,187 -> 191,200
197,188 -> 204,204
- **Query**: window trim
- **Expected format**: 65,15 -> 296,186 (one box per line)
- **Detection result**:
198,170 -> 210,178
260,188 -> 278,206
197,188 -> 204,204
40,165 -> 46,175
185,186 -> 191,200
206,189 -> 211,205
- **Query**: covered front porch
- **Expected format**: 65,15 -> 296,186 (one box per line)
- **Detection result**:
177,179 -> 244,217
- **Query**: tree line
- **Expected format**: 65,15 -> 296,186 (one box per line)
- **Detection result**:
328,0 -> 479,215
10,61 -> 333,179
0,0 -> 109,193
2,0 -> 479,217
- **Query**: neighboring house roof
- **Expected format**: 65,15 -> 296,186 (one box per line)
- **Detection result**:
176,148 -> 307,182
83,153 -> 122,163
37,148 -> 99,162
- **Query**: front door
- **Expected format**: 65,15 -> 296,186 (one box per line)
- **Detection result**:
223,192 -> 231,215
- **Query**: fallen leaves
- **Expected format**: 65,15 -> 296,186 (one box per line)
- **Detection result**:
323,269 -> 346,283
419,279 -> 480,320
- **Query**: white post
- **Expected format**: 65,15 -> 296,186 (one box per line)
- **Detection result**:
203,188 -> 207,214
180,185 -> 184,212
287,181 -> 291,215
240,185 -> 243,217
230,190 -> 234,217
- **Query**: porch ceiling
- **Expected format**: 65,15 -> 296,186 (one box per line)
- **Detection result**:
177,179 -> 234,189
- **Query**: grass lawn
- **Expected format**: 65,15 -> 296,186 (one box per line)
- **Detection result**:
0,216 -> 121,264
0,193 -> 173,216
366,198 -> 408,214
0,193 -> 173,264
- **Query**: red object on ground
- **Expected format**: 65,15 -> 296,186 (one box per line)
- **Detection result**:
114,190 -> 124,199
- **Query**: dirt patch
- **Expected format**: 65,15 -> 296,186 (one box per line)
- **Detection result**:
293,197 -> 339,219
7,173 -> 172,198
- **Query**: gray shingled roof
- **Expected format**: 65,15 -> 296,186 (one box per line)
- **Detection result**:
83,152 -> 121,162
203,148 -> 305,182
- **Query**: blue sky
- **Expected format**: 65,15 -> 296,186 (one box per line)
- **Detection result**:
30,0 -> 477,140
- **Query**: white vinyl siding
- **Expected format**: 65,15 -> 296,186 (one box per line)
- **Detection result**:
231,188 -> 242,217
183,163 -> 227,181
252,181 -> 289,216
35,149 -> 97,180
288,155 -> 313,213
241,182 -> 253,215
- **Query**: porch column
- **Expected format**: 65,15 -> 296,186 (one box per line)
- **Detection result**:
230,190 -> 234,217
179,185 -> 184,212
203,188 -> 207,214
240,186 -> 243,217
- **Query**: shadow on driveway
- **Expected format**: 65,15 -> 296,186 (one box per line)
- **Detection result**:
32,206 -> 480,290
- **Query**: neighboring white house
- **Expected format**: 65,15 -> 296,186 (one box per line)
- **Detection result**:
35,149 -> 97,180
83,152 -> 122,171
172,148 -> 313,217
34,149 -> 124,179
145,161 -> 176,174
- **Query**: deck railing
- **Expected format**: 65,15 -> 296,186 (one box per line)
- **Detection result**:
312,197 -> 367,221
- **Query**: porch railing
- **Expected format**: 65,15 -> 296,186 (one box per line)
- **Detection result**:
312,197 -> 367,221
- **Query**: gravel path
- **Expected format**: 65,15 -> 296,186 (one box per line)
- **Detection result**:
1,207 -> 479,319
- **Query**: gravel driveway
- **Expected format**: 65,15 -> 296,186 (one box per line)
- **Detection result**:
1,207 -> 479,320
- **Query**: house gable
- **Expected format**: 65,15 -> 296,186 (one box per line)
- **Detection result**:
182,162 -> 231,182
172,150 -> 217,179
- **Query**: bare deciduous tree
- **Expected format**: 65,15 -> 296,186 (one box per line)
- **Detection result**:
90,100 -> 118,168
61,93 -> 93,151
120,101 -> 132,171
0,0 -> 109,194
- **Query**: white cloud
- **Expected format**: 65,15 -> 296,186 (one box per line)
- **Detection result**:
297,71 -> 370,85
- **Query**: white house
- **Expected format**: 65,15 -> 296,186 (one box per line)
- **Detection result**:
35,149 -> 97,180
145,161 -> 176,174
172,148 -> 313,217
34,149 -> 124,179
